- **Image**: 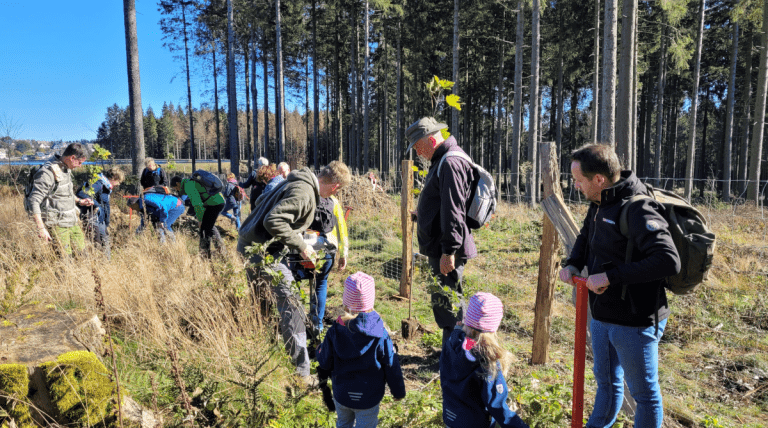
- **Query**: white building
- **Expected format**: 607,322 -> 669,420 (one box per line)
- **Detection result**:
0,149 -> 7,159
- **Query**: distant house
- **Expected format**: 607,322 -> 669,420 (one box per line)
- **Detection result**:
36,141 -> 51,151
50,141 -> 67,152
0,149 -> 7,159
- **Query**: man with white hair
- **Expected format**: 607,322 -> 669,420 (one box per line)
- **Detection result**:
277,162 -> 291,179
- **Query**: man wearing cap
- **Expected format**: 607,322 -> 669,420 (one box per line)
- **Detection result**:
406,117 -> 477,345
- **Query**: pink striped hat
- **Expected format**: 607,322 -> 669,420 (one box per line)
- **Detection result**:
464,292 -> 504,333
343,272 -> 376,312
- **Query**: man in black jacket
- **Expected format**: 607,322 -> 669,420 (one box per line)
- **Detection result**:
406,117 -> 477,346
558,144 -> 680,428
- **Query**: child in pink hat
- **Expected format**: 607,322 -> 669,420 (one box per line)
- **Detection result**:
439,292 -> 529,428
316,272 -> 406,426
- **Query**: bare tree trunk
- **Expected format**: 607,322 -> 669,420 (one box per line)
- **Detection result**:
244,38 -> 251,174
592,0 -> 600,144
312,0 -> 319,169
511,0 -> 524,200
275,0 -> 285,161
123,0 -> 145,176
723,22 -> 739,202
748,0 -> 768,201
349,8 -> 358,169
180,4 -> 196,172
529,0 -> 541,205
654,27 -> 668,187
555,31 -> 564,162
226,0 -> 239,174
616,0 -> 637,164
452,0 -> 460,140
212,44 -> 222,174
363,0 -> 370,171
396,20 -> 403,157
739,33 -> 754,196
600,0 -> 617,144
684,0 -> 705,200
262,30 -> 270,161
251,35 -> 259,163
496,20 -> 505,181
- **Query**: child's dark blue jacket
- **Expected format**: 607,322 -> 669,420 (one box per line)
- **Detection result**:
77,174 -> 113,226
136,193 -> 183,223
440,328 -> 529,428
316,311 -> 406,410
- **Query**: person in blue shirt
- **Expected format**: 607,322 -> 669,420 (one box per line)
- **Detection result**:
316,272 -> 406,427
127,192 -> 185,243
76,168 -> 125,258
440,292 -> 529,428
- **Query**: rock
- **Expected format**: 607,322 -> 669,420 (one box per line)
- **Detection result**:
0,303 -> 156,427
1,302 -> 106,365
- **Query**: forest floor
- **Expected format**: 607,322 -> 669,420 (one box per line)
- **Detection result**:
1,169 -> 767,427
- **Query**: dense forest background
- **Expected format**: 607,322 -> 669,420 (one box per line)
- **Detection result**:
42,0 -> 768,202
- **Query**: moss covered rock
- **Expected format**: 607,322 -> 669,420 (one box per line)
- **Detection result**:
41,351 -> 116,426
0,363 -> 34,428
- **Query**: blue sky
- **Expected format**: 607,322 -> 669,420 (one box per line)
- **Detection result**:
0,0 -> 196,142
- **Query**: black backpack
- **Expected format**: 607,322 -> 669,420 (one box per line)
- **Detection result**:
619,186 -> 716,296
191,170 -> 224,202
309,197 -> 337,236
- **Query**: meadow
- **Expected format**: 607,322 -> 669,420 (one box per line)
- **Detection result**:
1,165 -> 767,427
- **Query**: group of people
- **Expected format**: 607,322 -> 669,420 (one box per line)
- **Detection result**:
26,111 -> 681,427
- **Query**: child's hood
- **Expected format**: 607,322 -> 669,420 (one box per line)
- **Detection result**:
332,311 -> 387,359
441,328 -> 482,382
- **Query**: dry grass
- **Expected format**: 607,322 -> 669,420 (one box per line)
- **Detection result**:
2,174 -> 768,427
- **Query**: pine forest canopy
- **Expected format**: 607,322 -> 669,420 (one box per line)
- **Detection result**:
104,0 -> 768,202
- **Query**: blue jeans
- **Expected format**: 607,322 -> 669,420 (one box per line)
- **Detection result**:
221,200 -> 241,229
587,318 -> 667,428
334,400 -> 379,428
294,252 -> 335,332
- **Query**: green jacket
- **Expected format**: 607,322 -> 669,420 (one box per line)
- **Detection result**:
27,156 -> 79,227
237,167 -> 320,254
180,178 -> 225,222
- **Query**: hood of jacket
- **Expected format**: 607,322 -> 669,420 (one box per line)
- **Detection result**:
286,167 -> 320,204
332,312 -> 387,360
441,328 -> 482,383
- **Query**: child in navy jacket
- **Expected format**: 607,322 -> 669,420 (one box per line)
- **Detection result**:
316,272 -> 406,427
440,292 -> 529,428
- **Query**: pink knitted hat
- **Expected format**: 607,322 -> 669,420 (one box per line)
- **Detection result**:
463,292 -> 504,333
343,272 -> 376,312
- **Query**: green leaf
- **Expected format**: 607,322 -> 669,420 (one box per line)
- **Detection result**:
411,165 -> 419,172
411,188 -> 421,195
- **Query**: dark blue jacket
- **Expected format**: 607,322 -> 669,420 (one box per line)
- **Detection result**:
135,193 -> 183,223
316,311 -> 406,409
440,328 -> 529,428
76,174 -> 113,227
239,170 -> 267,203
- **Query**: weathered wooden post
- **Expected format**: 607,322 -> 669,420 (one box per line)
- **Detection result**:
400,160 -> 414,298
532,142 -> 562,364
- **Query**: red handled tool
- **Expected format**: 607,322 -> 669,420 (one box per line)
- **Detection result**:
572,276 -> 588,428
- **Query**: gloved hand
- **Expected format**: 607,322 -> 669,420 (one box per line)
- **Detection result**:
317,367 -> 335,411
558,265 -> 581,286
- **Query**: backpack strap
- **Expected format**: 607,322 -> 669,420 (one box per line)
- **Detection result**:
436,150 -> 473,178
618,194 -> 652,300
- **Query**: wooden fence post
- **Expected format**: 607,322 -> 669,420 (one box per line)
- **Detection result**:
532,142 -> 562,364
400,160 -> 414,298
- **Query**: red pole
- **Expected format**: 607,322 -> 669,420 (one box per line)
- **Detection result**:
572,276 -> 588,428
